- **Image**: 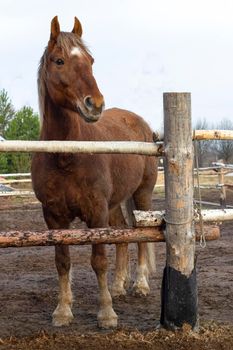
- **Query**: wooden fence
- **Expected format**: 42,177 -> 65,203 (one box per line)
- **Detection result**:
1,93 -> 233,331
1,163 -> 233,201
156,162 -> 233,209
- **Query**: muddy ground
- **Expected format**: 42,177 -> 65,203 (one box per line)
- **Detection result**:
0,189 -> 233,349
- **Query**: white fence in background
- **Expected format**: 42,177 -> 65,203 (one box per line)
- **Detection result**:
1,163 -> 233,206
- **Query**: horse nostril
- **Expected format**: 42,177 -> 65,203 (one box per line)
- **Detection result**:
84,96 -> 93,110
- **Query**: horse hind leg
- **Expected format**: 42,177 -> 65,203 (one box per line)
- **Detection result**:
112,243 -> 130,297
132,241 -> 155,296
43,207 -> 74,326
109,204 -> 132,298
132,190 -> 156,296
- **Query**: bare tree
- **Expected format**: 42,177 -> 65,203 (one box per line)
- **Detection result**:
193,119 -> 212,167
213,119 -> 233,163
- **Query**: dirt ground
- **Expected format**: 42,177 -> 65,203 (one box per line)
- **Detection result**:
0,189 -> 233,349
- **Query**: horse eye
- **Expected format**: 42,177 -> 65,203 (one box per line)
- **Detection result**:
55,58 -> 64,66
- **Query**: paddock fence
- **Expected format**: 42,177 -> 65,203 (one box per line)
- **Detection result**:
0,129 -> 233,244
1,162 -> 233,204
155,162 -> 233,209
1,93 -> 233,330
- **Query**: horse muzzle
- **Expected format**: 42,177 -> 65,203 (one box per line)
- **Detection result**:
77,95 -> 105,123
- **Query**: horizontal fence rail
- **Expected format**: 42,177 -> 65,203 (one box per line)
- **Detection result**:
0,179 -> 31,184
133,209 -> 233,227
0,173 -> 31,178
158,164 -> 233,173
193,130 -> 233,140
1,130 -> 233,156
0,191 -> 34,197
147,129 -> 233,141
157,130 -> 233,141
0,208 -> 227,248
0,225 -> 220,248
0,140 -> 163,156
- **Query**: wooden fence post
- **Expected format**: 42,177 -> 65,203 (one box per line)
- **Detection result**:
218,167 -> 226,208
160,93 -> 198,330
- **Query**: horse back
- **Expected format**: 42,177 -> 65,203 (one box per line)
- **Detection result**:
97,108 -> 155,143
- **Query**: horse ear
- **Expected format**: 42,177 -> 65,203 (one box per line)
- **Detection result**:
50,16 -> 60,41
72,17 -> 83,37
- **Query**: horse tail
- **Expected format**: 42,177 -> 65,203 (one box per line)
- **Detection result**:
145,242 -> 156,274
121,198 -> 156,274
120,197 -> 135,226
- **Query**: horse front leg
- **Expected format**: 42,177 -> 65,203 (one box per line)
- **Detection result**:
43,207 -> 73,326
91,244 -> 118,328
88,204 -> 118,329
53,245 -> 73,326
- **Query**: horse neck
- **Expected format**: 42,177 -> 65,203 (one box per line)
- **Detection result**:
40,96 -> 92,141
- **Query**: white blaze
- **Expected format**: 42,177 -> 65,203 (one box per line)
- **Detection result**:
70,47 -> 83,57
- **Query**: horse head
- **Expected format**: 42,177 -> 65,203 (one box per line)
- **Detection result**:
43,16 -> 105,123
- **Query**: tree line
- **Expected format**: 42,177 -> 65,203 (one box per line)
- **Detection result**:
0,89 -> 39,173
0,88 -> 233,173
194,119 -> 233,167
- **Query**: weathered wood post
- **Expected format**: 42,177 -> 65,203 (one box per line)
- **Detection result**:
160,93 -> 198,329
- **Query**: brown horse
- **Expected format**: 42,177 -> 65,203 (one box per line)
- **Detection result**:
31,16 -> 157,329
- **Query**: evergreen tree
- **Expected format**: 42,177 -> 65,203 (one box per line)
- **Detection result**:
4,106 -> 40,173
0,154 -> 8,173
0,89 -> 15,136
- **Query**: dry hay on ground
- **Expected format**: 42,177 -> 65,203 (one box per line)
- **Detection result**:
1,322 -> 233,350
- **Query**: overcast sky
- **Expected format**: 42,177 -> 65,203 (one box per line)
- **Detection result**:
0,0 -> 233,131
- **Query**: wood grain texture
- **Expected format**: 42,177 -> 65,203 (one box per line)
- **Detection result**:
164,93 -> 194,276
0,225 -> 219,248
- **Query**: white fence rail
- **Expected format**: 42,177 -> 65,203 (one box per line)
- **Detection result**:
0,173 -> 31,178
1,162 -> 233,199
0,140 -> 162,155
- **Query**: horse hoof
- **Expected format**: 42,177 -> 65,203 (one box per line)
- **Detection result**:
132,283 -> 150,297
53,314 -> 74,327
124,277 -> 131,291
52,307 -> 74,327
97,308 -> 118,329
111,285 -> 127,298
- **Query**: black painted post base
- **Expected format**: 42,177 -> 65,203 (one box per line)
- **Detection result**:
160,265 -> 198,330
